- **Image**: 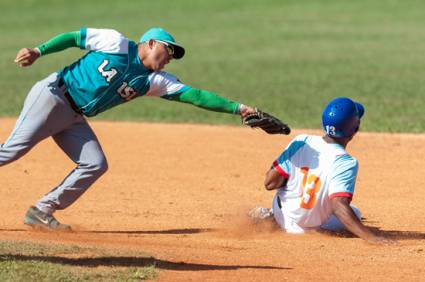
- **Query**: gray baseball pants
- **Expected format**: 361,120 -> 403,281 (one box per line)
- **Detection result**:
0,72 -> 108,215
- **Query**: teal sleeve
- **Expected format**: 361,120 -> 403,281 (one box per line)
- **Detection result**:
163,88 -> 241,114
36,31 -> 81,56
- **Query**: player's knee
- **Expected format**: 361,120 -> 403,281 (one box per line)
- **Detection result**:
0,146 -> 29,166
94,158 -> 108,176
85,157 -> 108,176
350,205 -> 362,220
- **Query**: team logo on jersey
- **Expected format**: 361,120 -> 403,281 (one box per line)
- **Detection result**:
117,82 -> 138,101
98,60 -> 118,83
97,60 -> 138,101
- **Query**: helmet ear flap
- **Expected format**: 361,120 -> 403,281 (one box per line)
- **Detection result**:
341,115 -> 361,137
355,103 -> 364,118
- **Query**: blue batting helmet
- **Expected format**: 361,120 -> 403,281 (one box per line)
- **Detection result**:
322,97 -> 365,138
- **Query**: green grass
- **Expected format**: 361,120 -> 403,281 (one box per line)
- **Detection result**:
1,0 -> 424,132
0,240 -> 157,281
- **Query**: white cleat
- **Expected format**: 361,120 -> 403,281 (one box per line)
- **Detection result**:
248,207 -> 273,220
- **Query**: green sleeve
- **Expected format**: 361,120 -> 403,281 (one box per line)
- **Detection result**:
36,31 -> 81,56
165,88 -> 241,114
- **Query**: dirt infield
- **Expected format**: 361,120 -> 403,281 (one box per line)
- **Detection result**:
0,118 -> 424,281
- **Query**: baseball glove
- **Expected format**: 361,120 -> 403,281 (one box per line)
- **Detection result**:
242,110 -> 291,135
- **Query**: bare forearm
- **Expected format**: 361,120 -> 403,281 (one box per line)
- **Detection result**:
333,203 -> 376,240
331,197 -> 396,245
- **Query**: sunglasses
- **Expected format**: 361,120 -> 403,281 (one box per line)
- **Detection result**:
156,40 -> 174,57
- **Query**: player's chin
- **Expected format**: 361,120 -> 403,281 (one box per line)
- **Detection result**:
153,65 -> 164,72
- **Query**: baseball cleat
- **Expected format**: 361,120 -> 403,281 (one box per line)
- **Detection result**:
24,206 -> 71,231
248,207 -> 273,220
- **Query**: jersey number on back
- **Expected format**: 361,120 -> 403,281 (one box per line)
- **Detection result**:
98,60 -> 118,82
300,167 -> 321,209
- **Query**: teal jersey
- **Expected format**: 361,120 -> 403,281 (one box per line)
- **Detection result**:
60,28 -> 190,117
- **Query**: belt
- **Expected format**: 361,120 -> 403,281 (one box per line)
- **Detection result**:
58,78 -> 82,115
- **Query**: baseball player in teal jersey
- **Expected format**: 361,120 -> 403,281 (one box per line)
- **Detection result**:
6,27 -> 258,230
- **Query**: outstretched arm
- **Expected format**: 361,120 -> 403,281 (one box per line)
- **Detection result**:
331,197 -> 396,245
165,88 -> 256,117
14,31 -> 80,67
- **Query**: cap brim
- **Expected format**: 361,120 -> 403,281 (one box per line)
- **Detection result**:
156,39 -> 185,59
355,102 -> 364,118
170,43 -> 185,59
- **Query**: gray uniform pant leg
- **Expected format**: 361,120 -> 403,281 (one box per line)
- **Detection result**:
0,73 -> 80,165
0,72 -> 108,215
36,120 -> 108,215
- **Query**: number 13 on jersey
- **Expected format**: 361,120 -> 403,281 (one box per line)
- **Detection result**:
300,167 -> 321,209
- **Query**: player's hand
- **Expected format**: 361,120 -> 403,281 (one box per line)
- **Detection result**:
366,235 -> 398,246
239,104 -> 257,118
14,48 -> 40,67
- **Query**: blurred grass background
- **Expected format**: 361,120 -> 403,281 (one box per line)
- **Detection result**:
1,0 -> 424,132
